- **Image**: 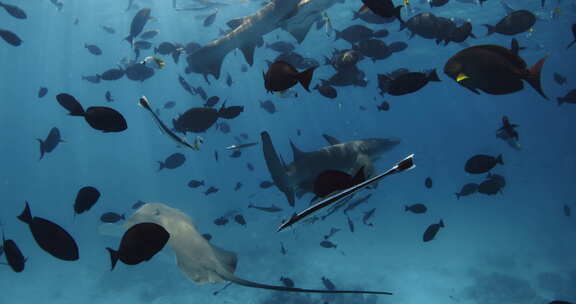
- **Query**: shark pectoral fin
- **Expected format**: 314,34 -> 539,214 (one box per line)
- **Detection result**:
322,134 -> 341,145
261,131 -> 295,206
286,22 -> 313,44
289,140 -> 306,161
239,43 -> 256,66
354,154 -> 374,179
211,244 -> 238,274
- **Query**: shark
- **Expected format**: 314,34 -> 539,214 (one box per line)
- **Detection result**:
261,131 -> 401,206
185,0 -> 344,81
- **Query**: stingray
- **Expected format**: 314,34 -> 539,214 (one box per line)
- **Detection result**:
125,202 -> 393,295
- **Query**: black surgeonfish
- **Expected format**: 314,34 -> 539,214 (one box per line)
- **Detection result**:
359,0 -> 403,25
56,93 -> 128,132
106,222 -> 169,270
172,103 -> 242,134
18,202 -> 79,261
0,29 -> 22,46
423,220 -> 444,242
0,2 -> 27,19
2,230 -> 26,272
264,61 -> 316,93
483,10 -> 536,36
125,8 -> 152,45
444,45 -> 548,99
455,183 -> 478,199
74,186 -> 101,215
37,127 -> 64,160
465,154 -> 503,174
157,153 -> 186,171
510,38 -> 525,55
382,69 -> 440,96
567,24 -> 576,49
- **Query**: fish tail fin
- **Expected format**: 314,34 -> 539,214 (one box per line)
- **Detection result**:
525,55 -> 549,100
297,67 -> 316,92
455,193 -> 460,200
17,202 -> 33,224
404,205 -> 409,211
261,132 -> 295,207
557,97 -> 564,106
482,24 -> 495,36
157,161 -> 165,171
439,219 -> 445,227
496,154 -> 504,165
37,139 -> 45,160
351,10 -> 359,20
567,40 -> 576,49
428,69 -> 440,82
106,248 -> 119,271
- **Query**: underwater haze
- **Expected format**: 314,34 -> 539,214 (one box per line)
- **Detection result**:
0,0 -> 575,303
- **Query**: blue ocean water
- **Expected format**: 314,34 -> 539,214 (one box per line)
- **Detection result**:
0,0 -> 575,303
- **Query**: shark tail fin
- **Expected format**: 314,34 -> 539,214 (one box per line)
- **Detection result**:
261,132 -> 295,207
297,67 -> 316,91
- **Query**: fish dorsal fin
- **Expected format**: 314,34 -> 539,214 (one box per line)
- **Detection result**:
322,134 -> 340,145
239,43 -> 256,66
289,140 -> 305,161
286,23 -> 313,44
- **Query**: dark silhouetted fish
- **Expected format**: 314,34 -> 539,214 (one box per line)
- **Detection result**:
359,0 -> 404,25
567,24 -> 576,49
82,75 -> 101,83
0,2 -> 27,19
496,116 -> 520,149
234,182 -> 242,191
0,29 -> 22,46
140,29 -> 159,40
465,154 -> 503,174
352,9 -> 395,24
18,202 -> 79,261
203,10 -> 218,27
346,216 -> 355,232
105,91 -> 114,103
226,73 -> 233,87
102,25 -> 116,34
37,127 -> 64,160
264,61 -> 316,93
125,63 -> 154,82
106,222 -> 169,270
388,41 -> 408,53
214,216 -> 229,226
405,204 -> 427,214
259,100 -> 277,114
56,93 -> 128,133
280,276 -> 295,288
248,203 -> 282,213
204,96 -> 220,107
455,183 -> 478,199
478,179 -> 502,195
100,68 -> 125,81
164,101 -> 176,109
100,212 -> 125,223
2,232 -> 26,272
362,208 -> 376,226
314,84 -> 337,99
204,186 -> 219,195
320,240 -> 337,248
382,70 -> 440,96
425,177 -> 433,188
74,186 -> 101,216
233,214 -> 247,227
373,29 -> 389,38
125,8 -> 152,45
334,25 -> 374,44
132,200 -> 146,209
423,220 -> 444,242
553,73 -> 567,85
322,277 -> 336,290
38,87 -> 48,98
377,101 -> 390,111
557,89 -> 576,106
483,10 -> 536,36
85,44 -> 102,55
157,153 -> 186,171
260,181 -> 274,189
188,180 -> 205,188
564,205 -> 571,217
444,45 -> 548,99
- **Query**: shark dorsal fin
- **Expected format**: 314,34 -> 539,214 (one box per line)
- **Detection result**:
289,140 -> 305,161
322,134 -> 340,145
240,43 -> 256,66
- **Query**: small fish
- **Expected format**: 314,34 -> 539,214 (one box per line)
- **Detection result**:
280,242 -> 287,255
259,100 -> 277,114
131,200 -> 146,209
194,86 -> 208,100
82,75 -> 101,83
100,212 -> 125,223
234,182 -> 242,191
204,186 -> 219,195
163,101 -> 176,109
455,183 -> 478,199
214,150 -> 219,162
564,205 -> 571,217
203,10 -> 218,27
38,87 -> 48,98
0,29 -> 22,46
362,208 -> 376,226
202,233 -> 212,241
188,180 -> 205,188
0,2 -> 27,19
314,84 -> 338,99
280,276 -> 295,288
376,101 -> 390,111
85,44 -> 103,56
105,91 -> 114,102
246,163 -> 254,171
248,203 -> 282,213
37,127 -> 64,160
157,153 -> 186,171
553,73 -> 567,85
106,222 -> 169,270
322,277 -> 336,290
139,29 -> 160,40
214,216 -> 229,226
423,220 -> 444,242
204,96 -> 220,107
1,233 -> 26,273
259,181 -> 274,189
73,186 -> 101,216
425,177 -> 433,188
102,25 -> 116,34
230,150 -> 241,158
226,74 -> 233,87
233,214 -> 247,227
465,154 -> 503,174
346,216 -> 355,232
405,204 -> 427,214
320,240 -> 337,248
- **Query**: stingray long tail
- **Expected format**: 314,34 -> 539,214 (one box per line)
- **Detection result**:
223,273 -> 393,295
